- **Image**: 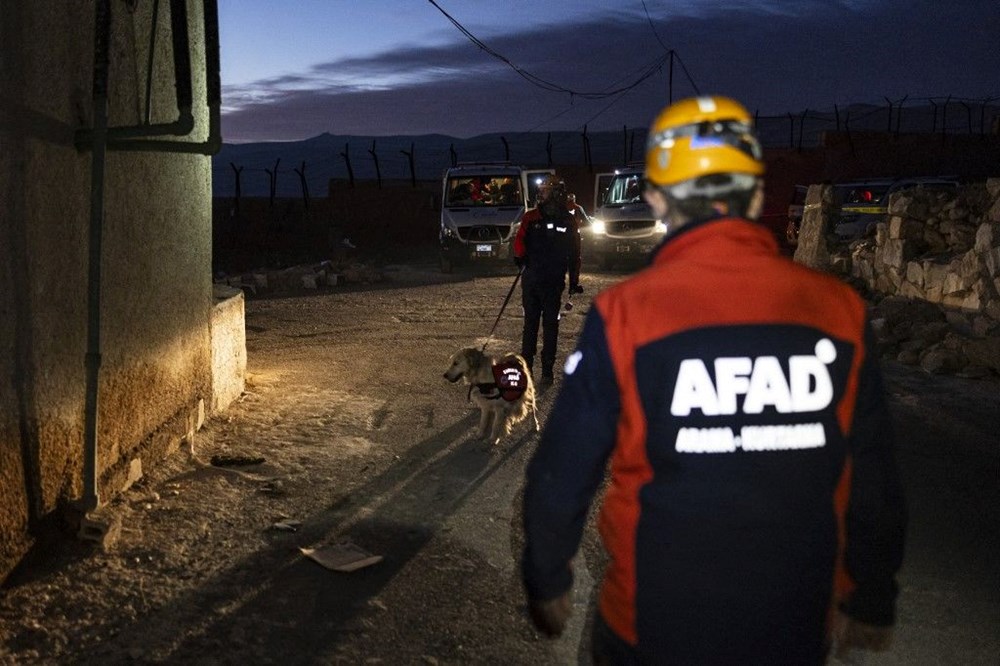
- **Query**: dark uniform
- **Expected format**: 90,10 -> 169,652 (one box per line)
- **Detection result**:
513,204 -> 581,379
522,216 -> 906,663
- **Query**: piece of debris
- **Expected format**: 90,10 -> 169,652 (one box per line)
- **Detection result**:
300,541 -> 382,572
271,520 -> 302,533
210,454 -> 266,467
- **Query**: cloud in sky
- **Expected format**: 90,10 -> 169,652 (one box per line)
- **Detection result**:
220,0 -> 999,142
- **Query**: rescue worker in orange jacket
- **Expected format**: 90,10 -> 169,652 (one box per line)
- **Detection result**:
521,96 -> 906,663
513,175 -> 582,384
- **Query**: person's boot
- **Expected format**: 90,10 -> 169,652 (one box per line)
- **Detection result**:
540,366 -> 555,385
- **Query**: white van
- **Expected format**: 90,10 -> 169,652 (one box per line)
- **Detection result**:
438,163 -> 554,272
585,166 -> 668,269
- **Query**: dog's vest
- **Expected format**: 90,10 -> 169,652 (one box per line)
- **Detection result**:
476,360 -> 528,402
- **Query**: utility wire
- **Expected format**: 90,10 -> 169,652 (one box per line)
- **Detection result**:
426,0 -> 670,100
641,0 -> 670,53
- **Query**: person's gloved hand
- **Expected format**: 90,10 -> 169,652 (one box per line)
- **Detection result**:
570,284 -> 584,295
832,612 -> 894,658
527,592 -> 571,638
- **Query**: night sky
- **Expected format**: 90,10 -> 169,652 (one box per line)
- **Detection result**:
218,0 -> 1000,142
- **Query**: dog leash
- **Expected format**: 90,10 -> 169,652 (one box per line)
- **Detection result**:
469,267 -> 523,402
480,266 -> 523,353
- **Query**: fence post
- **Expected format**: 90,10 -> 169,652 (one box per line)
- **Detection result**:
229,162 -> 242,210
293,161 -> 309,208
265,158 -> 280,207
368,140 -> 382,189
581,124 -> 592,172
884,97 -> 893,133
340,143 -> 355,188
894,95 -> 907,137
797,109 -> 807,152
546,133 -> 553,167
501,136 -> 510,162
449,143 -> 457,168
401,142 -> 416,187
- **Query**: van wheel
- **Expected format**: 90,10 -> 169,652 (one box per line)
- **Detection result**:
599,254 -> 615,270
439,252 -> 453,274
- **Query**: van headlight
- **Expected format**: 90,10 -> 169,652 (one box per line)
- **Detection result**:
590,219 -> 606,235
654,220 -> 668,234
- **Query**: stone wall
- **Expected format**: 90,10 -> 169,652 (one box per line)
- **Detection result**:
795,179 -> 1000,376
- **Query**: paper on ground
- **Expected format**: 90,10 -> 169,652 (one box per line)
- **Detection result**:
300,541 -> 383,572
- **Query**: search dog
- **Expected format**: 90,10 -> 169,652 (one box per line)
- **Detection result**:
443,347 -> 540,445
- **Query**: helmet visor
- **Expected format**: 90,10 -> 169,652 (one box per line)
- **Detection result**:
647,119 -> 762,163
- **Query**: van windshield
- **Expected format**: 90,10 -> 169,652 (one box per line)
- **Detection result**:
603,174 -> 644,206
445,176 -> 522,207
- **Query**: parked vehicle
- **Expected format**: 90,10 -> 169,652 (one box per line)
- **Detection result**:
583,166 -> 668,269
438,163 -> 553,272
833,177 -> 960,240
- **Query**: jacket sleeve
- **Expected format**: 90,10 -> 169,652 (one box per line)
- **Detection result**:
513,210 -> 531,260
522,309 -> 619,601
841,322 -> 907,625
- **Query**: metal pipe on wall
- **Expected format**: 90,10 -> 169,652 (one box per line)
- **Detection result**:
105,0 -> 221,155
81,0 -> 112,511
76,0 -> 222,511
77,0 -> 195,148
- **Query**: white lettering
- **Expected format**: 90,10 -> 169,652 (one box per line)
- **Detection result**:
742,356 -> 792,413
675,423 -> 827,453
676,427 -> 736,453
670,339 -> 837,417
671,359 -> 719,416
713,357 -> 752,415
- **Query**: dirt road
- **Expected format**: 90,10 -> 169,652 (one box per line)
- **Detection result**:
1,263 -> 997,665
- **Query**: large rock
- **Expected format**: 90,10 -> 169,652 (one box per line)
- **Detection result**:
793,184 -> 834,271
959,336 -> 1000,373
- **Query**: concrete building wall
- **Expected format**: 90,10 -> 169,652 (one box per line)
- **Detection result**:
0,1 -> 215,580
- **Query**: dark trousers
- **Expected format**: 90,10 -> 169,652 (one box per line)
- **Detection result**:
520,277 -> 564,374
591,612 -> 639,665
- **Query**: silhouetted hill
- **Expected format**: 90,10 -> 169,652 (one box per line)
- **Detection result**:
214,103 -> 999,198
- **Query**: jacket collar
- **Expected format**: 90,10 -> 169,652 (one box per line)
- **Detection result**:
649,216 -> 779,266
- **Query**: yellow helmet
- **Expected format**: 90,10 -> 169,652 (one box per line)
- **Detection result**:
644,96 -> 764,189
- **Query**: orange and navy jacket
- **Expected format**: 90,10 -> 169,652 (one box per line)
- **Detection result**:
522,217 -> 906,662
513,207 -> 581,288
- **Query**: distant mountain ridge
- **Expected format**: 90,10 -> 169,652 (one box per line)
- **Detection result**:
213,103 -> 999,198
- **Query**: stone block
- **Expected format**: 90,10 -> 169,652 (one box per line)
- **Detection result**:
301,274 -> 318,289
960,336 -> 1000,373
919,347 -> 964,374
985,247 -> 1000,277
875,223 -> 888,246
986,178 -> 1000,198
78,514 -> 123,551
942,272 -> 965,295
889,217 -> 924,242
124,458 -> 142,491
899,281 -> 924,299
959,249 -> 984,282
905,261 -> 923,287
880,239 -> 910,269
924,228 -> 948,253
252,273 -> 268,289
989,198 -> 1000,223
925,285 -> 943,303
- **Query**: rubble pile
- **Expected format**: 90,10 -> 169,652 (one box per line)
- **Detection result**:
213,260 -> 384,296
802,179 -> 1000,376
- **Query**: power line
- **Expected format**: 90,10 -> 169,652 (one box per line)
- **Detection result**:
426,0 -> 670,100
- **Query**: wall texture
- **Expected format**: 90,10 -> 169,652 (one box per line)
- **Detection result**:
0,1 -> 218,581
